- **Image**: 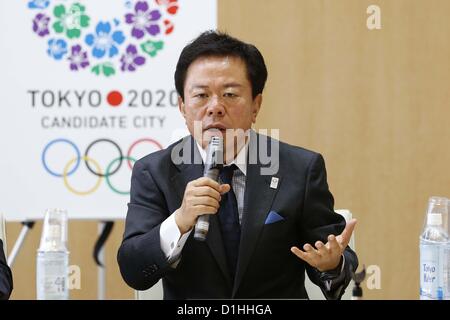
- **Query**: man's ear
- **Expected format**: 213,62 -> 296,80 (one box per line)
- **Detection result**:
251,94 -> 262,123
178,96 -> 186,118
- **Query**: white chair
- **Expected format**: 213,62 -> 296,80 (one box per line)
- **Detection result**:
304,209 -> 356,300
136,209 -> 356,300
0,213 -> 7,258
135,280 -> 163,300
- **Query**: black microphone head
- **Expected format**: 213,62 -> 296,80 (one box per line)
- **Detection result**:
204,136 -> 223,174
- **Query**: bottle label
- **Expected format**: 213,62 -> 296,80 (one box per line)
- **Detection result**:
422,262 -> 437,285
42,274 -> 66,295
36,253 -> 69,300
444,244 -> 450,300
420,244 -> 444,300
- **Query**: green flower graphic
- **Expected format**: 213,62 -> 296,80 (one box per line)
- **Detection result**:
140,40 -> 164,57
52,3 -> 90,39
91,62 -> 116,77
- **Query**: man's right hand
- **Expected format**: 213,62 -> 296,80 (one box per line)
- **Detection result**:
174,177 -> 231,234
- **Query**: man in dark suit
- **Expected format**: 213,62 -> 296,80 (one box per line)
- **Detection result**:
0,239 -> 13,299
118,30 -> 358,299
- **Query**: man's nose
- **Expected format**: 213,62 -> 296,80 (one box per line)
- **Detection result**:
206,96 -> 225,117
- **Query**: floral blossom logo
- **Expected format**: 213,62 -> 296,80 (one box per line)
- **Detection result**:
28,0 -> 179,76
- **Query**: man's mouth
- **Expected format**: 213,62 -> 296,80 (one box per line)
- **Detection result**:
203,124 -> 227,133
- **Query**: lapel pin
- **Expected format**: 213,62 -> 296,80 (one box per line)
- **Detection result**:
270,177 -> 279,189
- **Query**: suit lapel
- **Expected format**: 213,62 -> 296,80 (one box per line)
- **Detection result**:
232,133 -> 282,296
171,136 -> 232,286
170,136 -> 203,204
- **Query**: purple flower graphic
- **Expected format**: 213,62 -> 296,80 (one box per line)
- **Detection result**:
33,13 -> 50,37
68,45 -> 89,71
120,45 -> 145,71
125,1 -> 161,39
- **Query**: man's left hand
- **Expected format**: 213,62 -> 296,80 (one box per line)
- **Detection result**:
290,219 -> 357,272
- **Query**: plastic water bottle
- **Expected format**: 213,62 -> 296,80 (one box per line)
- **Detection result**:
36,209 -> 69,300
419,197 -> 449,300
444,242 -> 450,300
446,199 -> 450,300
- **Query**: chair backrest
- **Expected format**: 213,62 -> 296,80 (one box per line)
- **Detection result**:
136,210 -> 356,300
304,209 -> 356,300
335,209 -> 355,249
0,213 -> 7,256
135,279 -> 163,300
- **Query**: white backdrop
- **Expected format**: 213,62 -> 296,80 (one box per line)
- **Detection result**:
0,0 -> 216,221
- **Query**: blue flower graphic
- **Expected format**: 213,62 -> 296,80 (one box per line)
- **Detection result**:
85,22 -> 125,59
28,0 -> 50,9
47,39 -> 68,60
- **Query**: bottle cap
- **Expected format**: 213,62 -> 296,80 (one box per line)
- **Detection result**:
427,213 -> 442,226
428,196 -> 448,207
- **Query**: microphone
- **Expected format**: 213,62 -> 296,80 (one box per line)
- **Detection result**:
194,136 -> 224,241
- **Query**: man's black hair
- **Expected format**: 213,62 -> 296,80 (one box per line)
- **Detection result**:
175,30 -> 268,100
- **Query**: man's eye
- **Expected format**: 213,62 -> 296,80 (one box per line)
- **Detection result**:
224,92 -> 237,98
195,93 -> 208,98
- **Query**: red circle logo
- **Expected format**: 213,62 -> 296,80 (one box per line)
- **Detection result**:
107,91 -> 123,107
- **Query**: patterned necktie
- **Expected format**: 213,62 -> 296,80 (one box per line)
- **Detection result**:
218,164 -> 241,279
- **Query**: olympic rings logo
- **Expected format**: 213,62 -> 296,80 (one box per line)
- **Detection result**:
42,138 -> 163,195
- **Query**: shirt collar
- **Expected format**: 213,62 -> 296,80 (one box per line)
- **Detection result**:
195,132 -> 249,176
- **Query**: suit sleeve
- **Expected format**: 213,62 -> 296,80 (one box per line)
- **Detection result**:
300,153 -> 358,299
117,160 -> 173,291
0,240 -> 13,300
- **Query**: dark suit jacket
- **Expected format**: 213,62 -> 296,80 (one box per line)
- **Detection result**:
118,132 -> 358,299
0,239 -> 13,300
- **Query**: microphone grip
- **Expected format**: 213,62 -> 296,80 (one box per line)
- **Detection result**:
194,168 -> 220,241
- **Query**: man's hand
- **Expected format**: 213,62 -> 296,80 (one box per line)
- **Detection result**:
174,177 -> 231,234
290,219 -> 357,272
